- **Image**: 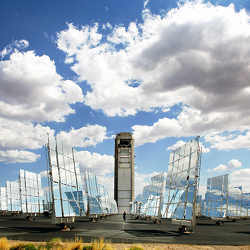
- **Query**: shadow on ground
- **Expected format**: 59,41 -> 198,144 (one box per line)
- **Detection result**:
124,229 -> 181,237
7,227 -> 59,233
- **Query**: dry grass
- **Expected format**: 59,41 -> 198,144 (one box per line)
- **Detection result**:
1,237 -> 250,250
64,236 -> 84,250
91,238 -> 114,250
0,238 -> 9,250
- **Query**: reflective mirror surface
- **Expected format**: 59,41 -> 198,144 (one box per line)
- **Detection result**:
162,137 -> 201,222
49,146 -> 87,217
203,174 -> 228,218
6,181 -> 21,212
0,187 -> 7,211
20,169 -> 43,213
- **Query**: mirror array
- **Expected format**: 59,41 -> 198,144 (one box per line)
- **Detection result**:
47,142 -> 118,221
202,174 -> 250,219
162,137 -> 201,228
20,169 -> 43,214
0,172 -> 44,214
0,140 -> 117,223
48,144 -> 87,218
83,169 -> 118,215
0,134 -> 248,232
6,181 -> 21,212
203,174 -> 228,218
0,187 -> 7,211
135,136 -> 250,230
134,137 -> 202,229
142,174 -> 165,217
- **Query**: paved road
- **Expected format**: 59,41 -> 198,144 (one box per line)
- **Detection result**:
0,215 -> 249,245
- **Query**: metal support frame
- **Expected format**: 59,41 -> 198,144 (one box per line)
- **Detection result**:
24,171 -> 28,214
55,140 -> 64,218
19,174 -> 23,214
36,174 -> 41,214
191,136 -> 201,232
72,147 -> 82,216
47,139 -> 56,219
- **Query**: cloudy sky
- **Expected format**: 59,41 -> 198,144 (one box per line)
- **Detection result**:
1,0 -> 250,197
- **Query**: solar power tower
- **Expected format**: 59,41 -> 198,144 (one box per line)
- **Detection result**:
114,132 -> 135,214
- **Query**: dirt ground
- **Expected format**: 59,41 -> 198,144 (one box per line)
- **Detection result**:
6,241 -> 250,250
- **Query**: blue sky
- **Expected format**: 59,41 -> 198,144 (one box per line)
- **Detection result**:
1,0 -> 250,197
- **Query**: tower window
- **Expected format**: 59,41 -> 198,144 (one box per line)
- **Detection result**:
119,139 -> 131,147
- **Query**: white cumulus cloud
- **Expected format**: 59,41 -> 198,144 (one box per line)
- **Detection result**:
231,168 -> 250,192
132,115 -> 182,146
75,150 -> 114,176
205,131 -> 250,151
0,39 -> 29,58
0,118 -> 107,163
213,164 -> 228,172
0,150 -> 40,163
0,118 -> 54,150
210,159 -> 243,172
56,125 -> 108,151
132,105 -> 249,147
75,150 -> 114,198
56,1 -> 250,128
14,40 -> 29,49
228,159 -> 242,169
167,140 -> 210,153
0,50 -> 83,122
167,140 -> 186,151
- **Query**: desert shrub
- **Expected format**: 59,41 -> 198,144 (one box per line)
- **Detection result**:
69,237 -> 83,250
68,245 -> 81,250
10,243 -> 37,250
71,247 -> 81,250
101,244 -> 113,250
49,238 -> 62,244
82,246 -> 93,250
42,242 -> 52,250
36,244 -> 51,250
24,245 -> 37,250
91,238 -> 114,250
36,246 -> 45,250
129,246 -> 144,250
66,243 -> 82,250
40,238 -> 64,250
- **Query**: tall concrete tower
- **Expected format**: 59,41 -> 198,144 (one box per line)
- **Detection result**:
114,132 -> 135,214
